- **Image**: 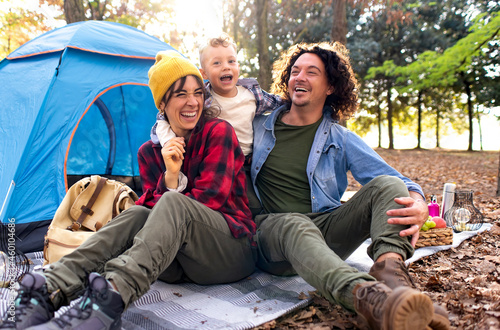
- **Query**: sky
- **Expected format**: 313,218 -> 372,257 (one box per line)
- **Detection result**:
145,0 -> 224,62
168,0 -> 222,36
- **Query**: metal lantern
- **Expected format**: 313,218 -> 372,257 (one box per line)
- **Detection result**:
0,250 -> 8,288
444,190 -> 484,232
0,222 -> 30,291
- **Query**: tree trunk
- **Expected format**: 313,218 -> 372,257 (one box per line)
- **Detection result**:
331,0 -> 347,45
255,0 -> 272,90
477,107 -> 483,151
497,150 -> 500,197
330,0 -> 347,126
436,107 -> 440,148
377,101 -> 382,148
387,81 -> 394,150
223,0 -> 240,45
88,0 -> 108,20
464,79 -> 474,152
64,0 -> 85,23
232,0 -> 239,45
416,90 -> 422,149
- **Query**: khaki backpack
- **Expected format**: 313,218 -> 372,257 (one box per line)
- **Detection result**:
43,175 -> 138,265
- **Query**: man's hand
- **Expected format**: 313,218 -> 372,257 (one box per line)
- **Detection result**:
386,194 -> 428,247
161,137 -> 185,189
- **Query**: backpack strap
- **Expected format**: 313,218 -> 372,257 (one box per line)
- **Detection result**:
67,177 -> 108,232
111,187 -> 127,219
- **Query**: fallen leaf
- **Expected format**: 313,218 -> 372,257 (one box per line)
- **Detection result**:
490,222 -> 500,235
298,292 -> 309,300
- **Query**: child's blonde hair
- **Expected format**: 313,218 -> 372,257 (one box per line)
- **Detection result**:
199,33 -> 238,66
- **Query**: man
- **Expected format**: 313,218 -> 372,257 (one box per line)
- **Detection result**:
250,42 -> 449,330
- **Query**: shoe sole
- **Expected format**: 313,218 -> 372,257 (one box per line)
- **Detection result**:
383,287 -> 434,330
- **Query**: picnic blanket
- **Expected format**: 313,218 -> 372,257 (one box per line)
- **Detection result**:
0,224 -> 491,329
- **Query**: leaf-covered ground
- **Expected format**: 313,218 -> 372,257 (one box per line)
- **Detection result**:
255,148 -> 500,330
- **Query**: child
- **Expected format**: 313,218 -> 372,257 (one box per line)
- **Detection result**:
150,33 -> 282,158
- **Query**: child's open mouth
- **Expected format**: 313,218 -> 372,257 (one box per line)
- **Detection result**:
220,75 -> 233,82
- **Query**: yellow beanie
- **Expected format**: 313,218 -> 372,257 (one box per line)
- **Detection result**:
148,50 -> 203,110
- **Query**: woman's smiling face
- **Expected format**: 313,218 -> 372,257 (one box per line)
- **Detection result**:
160,75 -> 204,138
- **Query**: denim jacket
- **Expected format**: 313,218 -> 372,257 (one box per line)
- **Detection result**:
251,104 -> 424,213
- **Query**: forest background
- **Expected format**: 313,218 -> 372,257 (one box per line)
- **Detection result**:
1,0 -> 499,186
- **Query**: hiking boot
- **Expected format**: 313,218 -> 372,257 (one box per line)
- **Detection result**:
0,273 -> 55,329
369,258 -> 450,329
369,258 -> 416,289
353,281 -> 433,330
429,304 -> 451,330
26,273 -> 124,330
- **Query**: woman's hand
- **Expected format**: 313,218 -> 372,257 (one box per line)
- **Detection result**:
386,193 -> 429,247
161,137 -> 186,188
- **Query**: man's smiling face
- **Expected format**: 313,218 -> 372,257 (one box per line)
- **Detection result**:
288,52 -> 333,109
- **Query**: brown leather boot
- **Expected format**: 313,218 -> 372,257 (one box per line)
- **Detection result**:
353,281 -> 433,330
369,258 -> 450,330
369,258 -> 416,288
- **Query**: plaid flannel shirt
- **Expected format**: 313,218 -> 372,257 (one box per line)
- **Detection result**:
137,118 -> 255,241
205,78 -> 282,115
151,78 -> 282,144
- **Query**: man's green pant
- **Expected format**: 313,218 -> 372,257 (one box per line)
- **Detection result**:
254,175 -> 415,311
44,192 -> 257,309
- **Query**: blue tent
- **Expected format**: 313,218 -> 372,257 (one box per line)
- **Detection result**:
0,21 -> 177,252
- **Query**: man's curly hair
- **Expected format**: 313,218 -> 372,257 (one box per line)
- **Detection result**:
270,42 -> 358,120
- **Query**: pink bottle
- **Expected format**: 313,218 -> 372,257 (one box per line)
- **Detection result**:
428,195 -> 440,217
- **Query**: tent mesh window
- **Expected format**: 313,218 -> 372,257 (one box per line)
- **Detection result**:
66,85 -> 156,196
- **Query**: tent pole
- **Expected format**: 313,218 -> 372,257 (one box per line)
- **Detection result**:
0,181 -> 15,222
94,98 -> 116,175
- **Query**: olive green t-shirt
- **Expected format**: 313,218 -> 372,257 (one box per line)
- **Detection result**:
256,115 -> 321,214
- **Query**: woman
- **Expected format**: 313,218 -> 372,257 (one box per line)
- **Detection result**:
4,51 -> 256,330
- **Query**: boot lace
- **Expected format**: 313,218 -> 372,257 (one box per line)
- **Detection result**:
356,284 -> 388,321
52,283 -> 108,328
0,315 -> 15,328
395,262 -> 416,288
0,285 -> 52,328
